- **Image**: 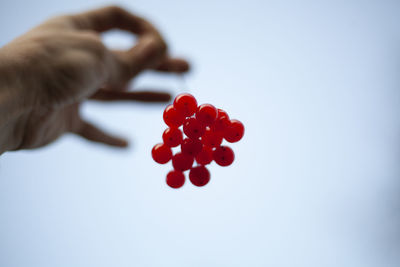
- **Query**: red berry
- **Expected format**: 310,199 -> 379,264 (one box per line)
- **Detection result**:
189,166 -> 210,187
181,138 -> 203,157
196,104 -> 218,126
201,127 -> 223,148
195,146 -> 213,165
163,104 -> 185,127
217,109 -> 229,119
212,109 -> 230,132
224,119 -> 245,143
162,128 -> 183,147
172,152 -> 194,171
183,117 -> 206,139
173,93 -> 198,117
166,170 -> 185,188
152,143 -> 172,164
213,146 -> 235,166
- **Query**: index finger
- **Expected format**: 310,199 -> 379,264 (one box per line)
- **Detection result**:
69,6 -> 158,35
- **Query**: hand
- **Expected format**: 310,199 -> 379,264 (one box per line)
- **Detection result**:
0,6 -> 189,154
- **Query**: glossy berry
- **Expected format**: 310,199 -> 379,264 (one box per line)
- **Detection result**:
181,138 -> 203,157
172,152 -> 195,171
189,166 -> 210,187
212,109 -> 230,132
152,143 -> 172,164
217,109 -> 229,119
196,104 -> 218,126
201,127 -> 223,148
162,128 -> 183,147
173,93 -> 198,117
163,104 -> 185,128
166,170 -> 185,188
195,146 -> 213,165
224,119 -> 245,143
213,146 -> 235,166
183,117 -> 206,139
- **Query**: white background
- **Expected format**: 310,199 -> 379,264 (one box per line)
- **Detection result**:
1,0 -> 400,266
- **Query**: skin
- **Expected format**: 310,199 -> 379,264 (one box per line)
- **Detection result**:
0,6 -> 190,154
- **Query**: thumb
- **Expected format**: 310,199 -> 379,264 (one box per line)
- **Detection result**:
111,34 -> 167,84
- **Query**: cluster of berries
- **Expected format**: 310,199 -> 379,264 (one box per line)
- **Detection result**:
151,93 -> 244,188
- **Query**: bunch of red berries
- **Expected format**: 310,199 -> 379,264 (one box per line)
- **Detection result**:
152,93 -> 244,188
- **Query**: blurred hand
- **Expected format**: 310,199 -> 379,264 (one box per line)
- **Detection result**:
0,6 -> 189,153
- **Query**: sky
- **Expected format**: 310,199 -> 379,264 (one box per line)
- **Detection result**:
1,0 -> 400,266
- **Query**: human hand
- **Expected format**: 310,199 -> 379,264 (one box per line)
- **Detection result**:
0,6 -> 189,154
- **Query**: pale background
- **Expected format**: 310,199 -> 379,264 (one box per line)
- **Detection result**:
1,0 -> 400,266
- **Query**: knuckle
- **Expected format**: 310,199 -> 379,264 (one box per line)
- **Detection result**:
80,31 -> 102,43
60,14 -> 85,29
149,36 -> 168,56
158,38 -> 168,54
106,5 -> 125,16
75,31 -> 109,62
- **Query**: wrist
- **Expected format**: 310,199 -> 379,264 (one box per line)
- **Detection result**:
0,44 -> 32,108
0,46 -> 32,153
